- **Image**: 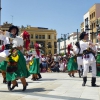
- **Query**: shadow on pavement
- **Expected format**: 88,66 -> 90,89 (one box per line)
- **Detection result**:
0,88 -> 53,93
38,79 -> 57,81
15,92 -> 92,100
12,88 -> 53,93
17,81 -> 40,84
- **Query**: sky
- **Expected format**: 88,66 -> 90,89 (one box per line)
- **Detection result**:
1,0 -> 100,38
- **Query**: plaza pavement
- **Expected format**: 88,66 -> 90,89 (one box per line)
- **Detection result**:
0,73 -> 100,100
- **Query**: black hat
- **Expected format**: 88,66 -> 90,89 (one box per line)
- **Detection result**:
8,25 -> 19,36
79,32 -> 88,40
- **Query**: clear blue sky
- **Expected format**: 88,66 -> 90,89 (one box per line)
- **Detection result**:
1,0 -> 100,38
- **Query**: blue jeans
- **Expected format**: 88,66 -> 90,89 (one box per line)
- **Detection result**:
42,62 -> 48,70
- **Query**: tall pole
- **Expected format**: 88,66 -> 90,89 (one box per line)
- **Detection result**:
59,39 -> 60,54
64,35 -> 66,54
0,0 -> 2,25
77,29 -> 78,42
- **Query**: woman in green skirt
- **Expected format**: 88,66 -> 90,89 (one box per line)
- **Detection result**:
67,54 -> 78,77
0,25 -> 30,91
29,55 -> 40,81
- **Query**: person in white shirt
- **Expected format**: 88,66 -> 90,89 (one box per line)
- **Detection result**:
59,60 -> 64,72
79,32 -> 97,87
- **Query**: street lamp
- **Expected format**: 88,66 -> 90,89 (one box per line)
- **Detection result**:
0,0 -> 2,25
61,33 -> 69,54
77,29 -> 79,42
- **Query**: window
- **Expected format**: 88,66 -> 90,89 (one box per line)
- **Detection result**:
39,35 -> 41,39
90,25 -> 92,29
42,35 -> 45,39
48,50 -> 51,54
90,15 -> 91,19
92,13 -> 93,18
94,12 -> 95,17
94,23 -> 95,28
54,49 -> 57,54
54,42 -> 57,48
55,36 -> 56,39
31,34 -> 33,38
92,23 -> 93,29
48,35 -> 51,39
48,42 -> 51,45
48,42 -> 52,48
35,35 -> 38,39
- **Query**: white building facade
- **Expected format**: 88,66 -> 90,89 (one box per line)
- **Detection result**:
83,11 -> 91,40
57,32 -> 80,54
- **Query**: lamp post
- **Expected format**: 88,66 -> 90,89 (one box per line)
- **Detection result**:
0,0 -> 2,25
61,33 -> 69,54
77,29 -> 78,42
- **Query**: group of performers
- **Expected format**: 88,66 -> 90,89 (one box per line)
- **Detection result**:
0,25 -> 41,91
0,25 -> 100,92
67,31 -> 100,87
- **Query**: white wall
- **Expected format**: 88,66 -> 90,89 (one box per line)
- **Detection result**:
83,12 -> 90,40
57,32 -> 80,54
84,12 -> 89,30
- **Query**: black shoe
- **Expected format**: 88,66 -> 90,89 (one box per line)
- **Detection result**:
72,75 -> 75,77
3,78 -> 7,84
22,83 -> 28,91
7,81 -> 11,91
31,78 -> 37,81
38,73 -> 42,79
37,77 -> 42,80
91,77 -> 99,87
68,74 -> 71,77
11,83 -> 18,90
82,77 -> 87,86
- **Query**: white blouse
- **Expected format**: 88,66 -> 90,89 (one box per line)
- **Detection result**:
0,31 -> 23,47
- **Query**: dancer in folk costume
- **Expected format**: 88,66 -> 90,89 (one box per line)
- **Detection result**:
79,32 -> 98,87
0,26 -> 30,91
22,31 -> 30,51
0,37 -> 10,83
28,43 -> 42,80
74,41 -> 83,78
29,54 -> 40,80
21,30 -> 30,70
67,44 -> 78,77
95,34 -> 100,76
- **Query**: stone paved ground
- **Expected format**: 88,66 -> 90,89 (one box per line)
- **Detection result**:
0,73 -> 100,100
